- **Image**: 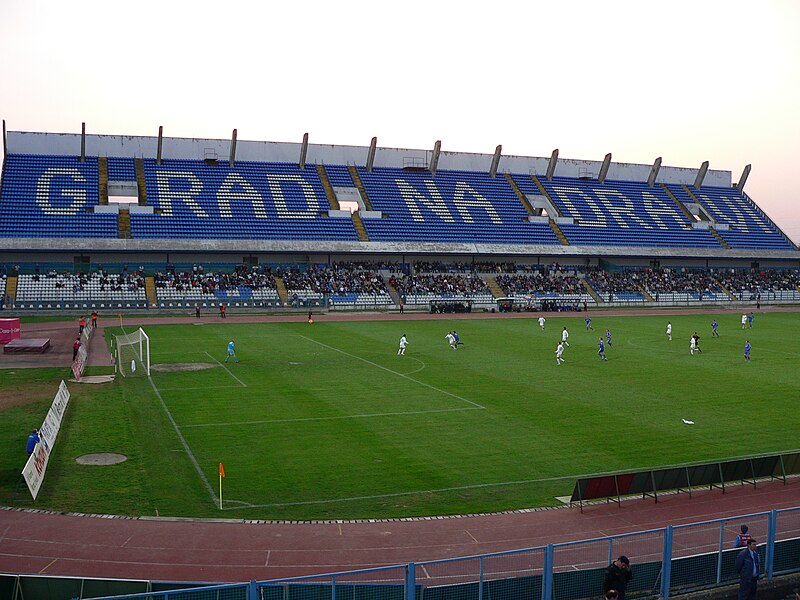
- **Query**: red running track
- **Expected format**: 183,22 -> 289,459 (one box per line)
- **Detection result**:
0,480 -> 797,583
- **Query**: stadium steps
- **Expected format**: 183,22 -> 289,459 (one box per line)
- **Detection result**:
316,165 -> 340,210
135,158 -> 148,205
503,173 -> 535,216
351,211 -> 369,242
347,166 -> 373,211
485,276 -> 506,299
680,185 -> 732,249
387,283 -> 402,306
274,277 -> 289,305
712,277 -> 738,301
144,277 -> 157,307
530,175 -> 563,216
4,276 -> 18,305
98,157 -> 109,205
581,279 -> 603,304
548,218 -> 569,245
709,227 -> 732,249
117,210 -> 131,239
637,285 -> 655,302
660,183 -> 696,223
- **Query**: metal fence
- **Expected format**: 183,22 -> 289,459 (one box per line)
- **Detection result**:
76,506 -> 800,600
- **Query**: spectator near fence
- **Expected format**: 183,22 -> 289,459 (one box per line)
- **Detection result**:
735,538 -> 760,600
603,556 -> 632,600
734,525 -> 751,548
26,429 -> 40,456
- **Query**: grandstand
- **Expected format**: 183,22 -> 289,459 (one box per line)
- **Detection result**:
0,127 -> 799,311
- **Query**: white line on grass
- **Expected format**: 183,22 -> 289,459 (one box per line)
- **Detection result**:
204,351 -> 247,387
219,449 -> 800,511
179,406 -> 483,429
299,335 -> 484,409
220,474 -> 581,510
148,377 -> 219,507
157,385 -> 238,392
399,356 -> 426,375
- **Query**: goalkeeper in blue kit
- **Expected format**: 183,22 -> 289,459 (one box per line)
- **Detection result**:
226,339 -> 239,363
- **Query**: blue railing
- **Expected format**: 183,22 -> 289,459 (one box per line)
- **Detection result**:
83,506 -> 800,600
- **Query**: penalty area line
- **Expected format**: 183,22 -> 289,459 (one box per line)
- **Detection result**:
299,335 -> 485,409
204,351 -> 247,387
148,376 -> 219,507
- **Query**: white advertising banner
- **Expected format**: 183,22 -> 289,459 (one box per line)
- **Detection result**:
22,380 -> 71,500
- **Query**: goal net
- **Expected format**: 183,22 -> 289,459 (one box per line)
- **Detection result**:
114,328 -> 150,377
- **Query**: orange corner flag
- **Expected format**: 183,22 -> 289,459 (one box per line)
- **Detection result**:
219,463 -> 226,478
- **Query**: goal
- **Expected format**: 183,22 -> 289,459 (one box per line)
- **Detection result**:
114,328 -> 150,377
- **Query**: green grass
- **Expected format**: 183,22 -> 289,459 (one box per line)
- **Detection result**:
1,311 -> 798,520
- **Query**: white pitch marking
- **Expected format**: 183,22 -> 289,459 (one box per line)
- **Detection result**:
148,376 -> 219,506
299,335 -> 484,409
179,406 -> 483,429
204,351 -> 247,387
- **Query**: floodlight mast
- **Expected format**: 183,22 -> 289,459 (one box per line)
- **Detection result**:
157,126 -> 163,165
2,119 -> 6,159
80,122 -> 86,162
546,149 -> 559,180
694,160 -> 709,189
647,157 -> 663,187
598,153 -> 612,184
489,145 -> 502,178
366,137 -> 377,172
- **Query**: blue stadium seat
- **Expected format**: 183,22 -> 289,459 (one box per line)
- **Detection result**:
0,154 -> 117,238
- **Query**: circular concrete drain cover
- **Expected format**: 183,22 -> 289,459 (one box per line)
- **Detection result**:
76,453 -> 128,465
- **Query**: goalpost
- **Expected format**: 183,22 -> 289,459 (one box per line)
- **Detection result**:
114,328 -> 150,377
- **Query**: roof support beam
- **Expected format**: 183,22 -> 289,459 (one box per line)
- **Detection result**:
429,140 -> 441,176
229,129 -> 238,165
737,164 -> 751,192
299,132 -> 309,169
366,137 -> 377,172
598,153 -> 612,183
546,149 -> 559,180
694,161 -> 709,189
647,157 -> 662,187
157,126 -> 163,165
489,145 -> 502,178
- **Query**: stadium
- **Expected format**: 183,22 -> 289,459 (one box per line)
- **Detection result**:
1,126 -> 800,600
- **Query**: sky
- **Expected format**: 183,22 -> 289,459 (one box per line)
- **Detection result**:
1,1 -> 799,244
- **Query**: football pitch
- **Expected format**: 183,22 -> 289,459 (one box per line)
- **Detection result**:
6,311 -> 800,521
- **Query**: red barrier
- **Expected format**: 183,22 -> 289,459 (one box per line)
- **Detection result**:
0,318 -> 21,345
